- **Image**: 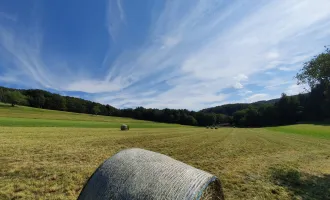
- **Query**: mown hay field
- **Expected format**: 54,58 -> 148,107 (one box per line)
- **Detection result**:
0,103 -> 181,128
1,105 -> 330,200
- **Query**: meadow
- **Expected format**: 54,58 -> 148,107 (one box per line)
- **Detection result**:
1,104 -> 330,200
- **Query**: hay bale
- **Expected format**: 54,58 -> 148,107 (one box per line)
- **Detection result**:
120,124 -> 128,131
206,126 -> 209,129
78,148 -> 224,200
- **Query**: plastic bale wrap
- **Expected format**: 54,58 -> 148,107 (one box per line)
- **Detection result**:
78,148 -> 224,200
120,124 -> 128,131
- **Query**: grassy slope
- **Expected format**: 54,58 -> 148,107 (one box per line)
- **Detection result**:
0,104 -> 181,128
266,124 -> 330,139
1,104 -> 330,199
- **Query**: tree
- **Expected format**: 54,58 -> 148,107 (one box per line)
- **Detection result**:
296,47 -> 330,91
93,105 -> 101,115
179,114 -> 198,126
244,106 -> 260,127
0,88 -> 5,102
105,104 -> 112,116
195,112 -> 216,126
28,92 -> 45,108
275,93 -> 300,124
66,97 -> 86,113
258,104 -> 278,126
233,109 -> 247,127
295,47 -> 330,121
4,91 -> 27,106
45,94 -> 66,111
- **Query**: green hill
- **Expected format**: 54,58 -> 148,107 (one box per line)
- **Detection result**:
0,103 -> 182,128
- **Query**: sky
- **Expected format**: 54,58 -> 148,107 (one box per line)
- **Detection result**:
0,0 -> 329,110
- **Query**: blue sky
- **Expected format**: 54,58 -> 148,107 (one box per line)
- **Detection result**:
0,0 -> 329,110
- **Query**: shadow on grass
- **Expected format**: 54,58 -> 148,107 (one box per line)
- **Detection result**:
270,167 -> 330,200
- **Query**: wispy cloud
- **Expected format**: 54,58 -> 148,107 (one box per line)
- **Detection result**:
116,0 -> 125,21
0,9 -> 124,93
0,24 -> 54,88
0,12 -> 16,22
97,0 -> 330,109
106,0 -> 125,41
1,0 -> 330,110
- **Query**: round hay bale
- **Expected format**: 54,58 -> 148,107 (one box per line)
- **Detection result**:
78,148 -> 224,200
120,124 -> 128,131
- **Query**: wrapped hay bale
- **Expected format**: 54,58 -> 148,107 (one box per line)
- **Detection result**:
78,148 -> 224,200
120,124 -> 128,131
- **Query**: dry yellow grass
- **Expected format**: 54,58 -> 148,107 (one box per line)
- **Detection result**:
1,126 -> 330,199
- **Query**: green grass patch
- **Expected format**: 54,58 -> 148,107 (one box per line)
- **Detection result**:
266,124 -> 330,139
0,117 -> 181,128
0,103 -> 157,123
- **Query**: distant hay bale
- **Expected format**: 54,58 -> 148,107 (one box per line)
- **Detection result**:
206,126 -> 209,129
215,127 -> 218,129
120,124 -> 128,131
78,148 -> 224,200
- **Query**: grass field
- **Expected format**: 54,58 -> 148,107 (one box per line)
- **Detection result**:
0,104 -> 181,128
1,104 -> 330,200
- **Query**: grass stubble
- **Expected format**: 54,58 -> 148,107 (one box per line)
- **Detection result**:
0,104 -> 329,199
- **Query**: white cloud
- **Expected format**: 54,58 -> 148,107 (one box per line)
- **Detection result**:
266,52 -> 280,59
264,78 -> 292,90
69,0 -> 330,109
0,20 -> 120,93
285,84 -> 307,95
66,80 -> 122,93
233,82 -> 243,89
238,90 -> 253,97
161,36 -> 181,49
278,67 -> 294,71
235,74 -> 248,82
233,74 -> 248,89
1,0 -> 330,110
116,0 -> 330,109
245,93 -> 270,103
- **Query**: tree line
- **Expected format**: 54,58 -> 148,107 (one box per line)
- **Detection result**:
0,47 -> 328,127
0,87 -> 231,126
